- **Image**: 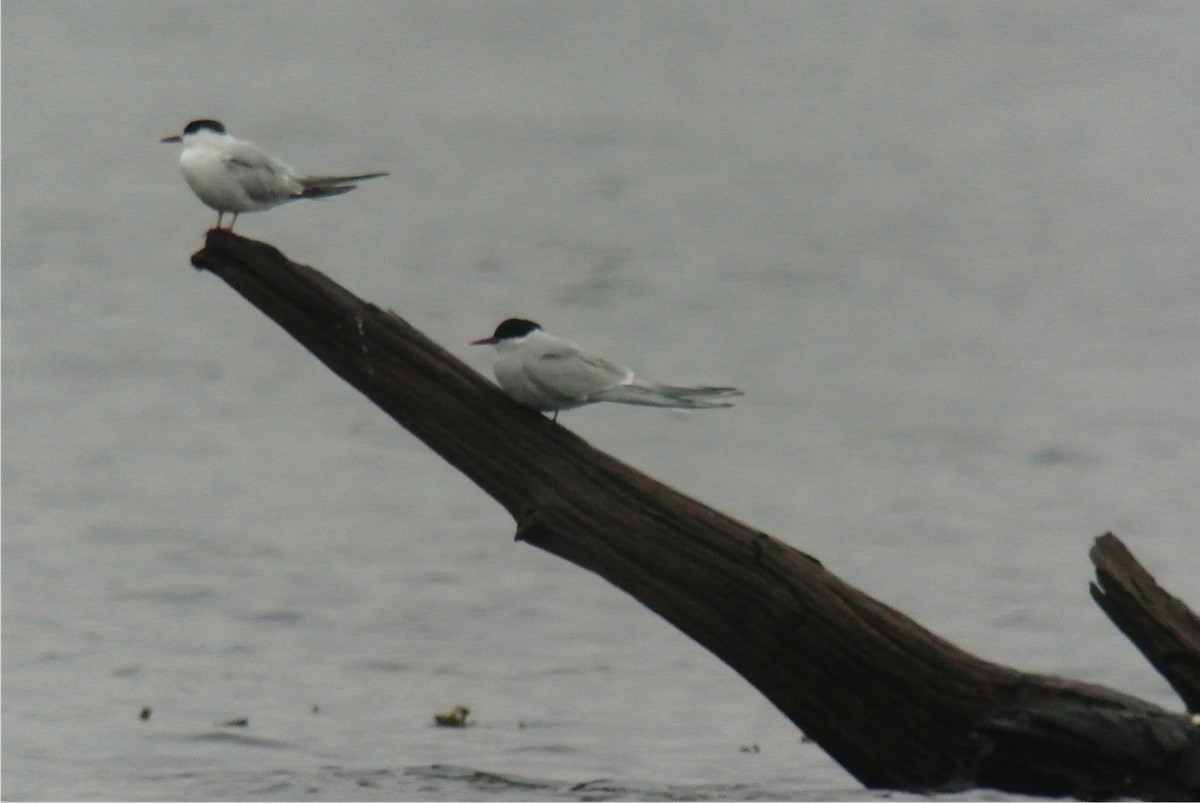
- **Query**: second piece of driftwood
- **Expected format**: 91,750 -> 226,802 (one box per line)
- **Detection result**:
1090,533 -> 1200,714
189,231 -> 1200,799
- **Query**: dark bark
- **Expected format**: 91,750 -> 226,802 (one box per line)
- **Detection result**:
1090,532 -> 1200,713
188,231 -> 1200,799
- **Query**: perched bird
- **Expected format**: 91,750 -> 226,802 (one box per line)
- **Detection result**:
471,318 -> 743,418
161,119 -> 387,230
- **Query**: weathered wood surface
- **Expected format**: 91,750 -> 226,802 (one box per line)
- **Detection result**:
1090,532 -> 1200,714
189,231 -> 1200,799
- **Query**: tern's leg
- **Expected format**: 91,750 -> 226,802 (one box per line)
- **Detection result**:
228,213 -> 239,231
215,211 -> 224,230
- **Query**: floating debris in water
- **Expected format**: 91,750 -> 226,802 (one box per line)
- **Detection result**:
220,717 -> 249,728
311,704 -> 320,714
434,705 -> 471,727
739,743 -> 761,753
139,706 -> 152,721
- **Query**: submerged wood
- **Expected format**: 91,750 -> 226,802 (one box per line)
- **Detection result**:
190,231 -> 1200,799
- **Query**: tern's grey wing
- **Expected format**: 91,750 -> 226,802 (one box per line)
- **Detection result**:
525,346 -> 633,404
221,142 -> 302,202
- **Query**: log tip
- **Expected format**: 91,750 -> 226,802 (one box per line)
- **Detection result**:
1089,532 -> 1128,571
190,229 -> 283,273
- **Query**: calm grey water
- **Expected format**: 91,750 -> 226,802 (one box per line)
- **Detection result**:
4,2 -> 1199,800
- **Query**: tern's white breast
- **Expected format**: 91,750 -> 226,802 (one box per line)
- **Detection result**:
179,138 -> 299,214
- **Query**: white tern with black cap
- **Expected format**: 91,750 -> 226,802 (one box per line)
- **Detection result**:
162,119 -> 387,231
472,318 -> 743,418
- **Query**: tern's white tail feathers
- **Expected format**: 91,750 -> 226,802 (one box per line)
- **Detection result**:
590,381 -> 744,409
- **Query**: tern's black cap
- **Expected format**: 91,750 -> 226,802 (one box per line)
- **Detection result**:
491,318 -> 542,340
182,119 -> 226,135
472,318 -> 542,345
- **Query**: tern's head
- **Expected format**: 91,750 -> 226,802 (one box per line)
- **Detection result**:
471,318 -> 543,348
161,119 -> 227,144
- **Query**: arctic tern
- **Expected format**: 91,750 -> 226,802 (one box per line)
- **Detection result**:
471,318 -> 743,418
161,119 -> 387,230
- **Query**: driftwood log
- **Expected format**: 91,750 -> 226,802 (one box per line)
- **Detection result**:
190,231 -> 1200,799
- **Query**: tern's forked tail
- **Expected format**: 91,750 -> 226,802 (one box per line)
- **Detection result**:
296,172 -> 389,199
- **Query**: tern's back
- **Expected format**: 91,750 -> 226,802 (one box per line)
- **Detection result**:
498,332 -> 634,410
